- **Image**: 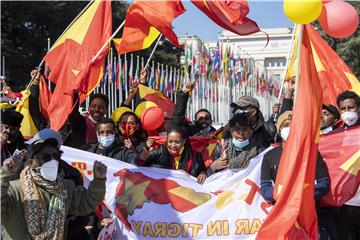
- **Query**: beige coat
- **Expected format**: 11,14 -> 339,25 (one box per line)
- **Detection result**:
1,169 -> 106,240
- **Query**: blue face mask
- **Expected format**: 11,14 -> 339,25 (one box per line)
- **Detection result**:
98,135 -> 115,148
232,138 -> 250,150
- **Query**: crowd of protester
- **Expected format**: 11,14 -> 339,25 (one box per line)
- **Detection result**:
1,68 -> 359,240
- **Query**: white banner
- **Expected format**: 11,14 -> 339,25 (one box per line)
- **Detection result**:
61,146 -> 273,239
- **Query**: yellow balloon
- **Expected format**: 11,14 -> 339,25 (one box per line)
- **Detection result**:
135,101 -> 157,118
284,0 -> 323,24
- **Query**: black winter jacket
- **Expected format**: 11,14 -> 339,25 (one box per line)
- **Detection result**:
172,91 -> 216,136
139,145 -> 207,177
81,141 -> 138,165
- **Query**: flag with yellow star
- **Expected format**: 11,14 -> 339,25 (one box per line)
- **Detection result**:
43,0 -> 112,130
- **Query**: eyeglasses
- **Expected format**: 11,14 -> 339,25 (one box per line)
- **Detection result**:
37,150 -> 63,162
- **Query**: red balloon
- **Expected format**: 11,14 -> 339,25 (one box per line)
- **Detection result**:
318,1 -> 359,38
141,107 -> 164,131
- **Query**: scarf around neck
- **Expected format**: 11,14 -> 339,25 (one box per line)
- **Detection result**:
20,166 -> 67,240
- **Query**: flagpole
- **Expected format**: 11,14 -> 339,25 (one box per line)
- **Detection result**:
294,24 -> 303,105
276,23 -> 297,105
144,34 -> 163,69
92,20 -> 126,63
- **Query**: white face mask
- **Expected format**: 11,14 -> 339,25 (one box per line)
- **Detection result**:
98,135 -> 115,148
321,126 -> 333,135
40,159 -> 59,182
280,127 -> 290,141
341,111 -> 359,127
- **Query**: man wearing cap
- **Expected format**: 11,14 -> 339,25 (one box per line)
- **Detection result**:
1,109 -> 26,164
1,128 -> 107,240
321,104 -> 340,135
172,80 -> 216,136
231,95 -> 275,148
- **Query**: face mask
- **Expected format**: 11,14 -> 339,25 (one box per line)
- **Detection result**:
88,115 -> 98,124
341,111 -> 359,127
232,138 -> 250,150
98,135 -> 115,148
119,124 -> 137,138
320,126 -> 333,135
280,127 -> 290,141
39,159 -> 59,182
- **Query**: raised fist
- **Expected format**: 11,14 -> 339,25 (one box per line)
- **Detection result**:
93,161 -> 107,179
2,157 -> 21,173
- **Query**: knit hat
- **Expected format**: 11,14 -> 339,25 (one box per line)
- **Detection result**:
276,111 -> 292,133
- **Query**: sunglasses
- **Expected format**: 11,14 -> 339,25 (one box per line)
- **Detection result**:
37,150 -> 63,162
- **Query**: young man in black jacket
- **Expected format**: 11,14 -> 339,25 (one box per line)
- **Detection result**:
172,80 -> 216,136
81,118 -> 138,164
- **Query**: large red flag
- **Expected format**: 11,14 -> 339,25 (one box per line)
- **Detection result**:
191,0 -> 259,35
307,26 -> 360,105
43,0 -> 112,130
319,126 -> 360,207
117,0 -> 185,55
257,25 -> 323,239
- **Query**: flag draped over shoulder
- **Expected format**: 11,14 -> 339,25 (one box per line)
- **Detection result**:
257,25 -> 323,239
191,0 -> 259,35
117,0 -> 185,55
15,90 -> 38,139
43,0 -> 112,131
285,25 -> 360,106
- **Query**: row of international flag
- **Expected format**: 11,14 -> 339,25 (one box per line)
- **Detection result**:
8,0 -> 360,238
100,47 -> 281,101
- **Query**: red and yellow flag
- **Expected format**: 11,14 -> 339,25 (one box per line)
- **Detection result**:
16,90 -> 38,139
191,0 -> 259,35
319,126 -> 360,207
117,0 -> 185,55
138,84 -> 175,117
43,0 -> 112,130
257,25 -> 323,239
285,25 -> 360,106
113,27 -> 160,55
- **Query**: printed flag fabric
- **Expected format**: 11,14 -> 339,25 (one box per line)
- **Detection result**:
191,0 -> 259,35
43,0 -> 112,131
138,84 -> 175,116
257,25 -> 323,239
61,126 -> 359,239
15,90 -> 38,139
319,126 -> 360,207
117,0 -> 185,55
285,24 -> 360,106
113,27 -> 160,55
62,146 -> 273,239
